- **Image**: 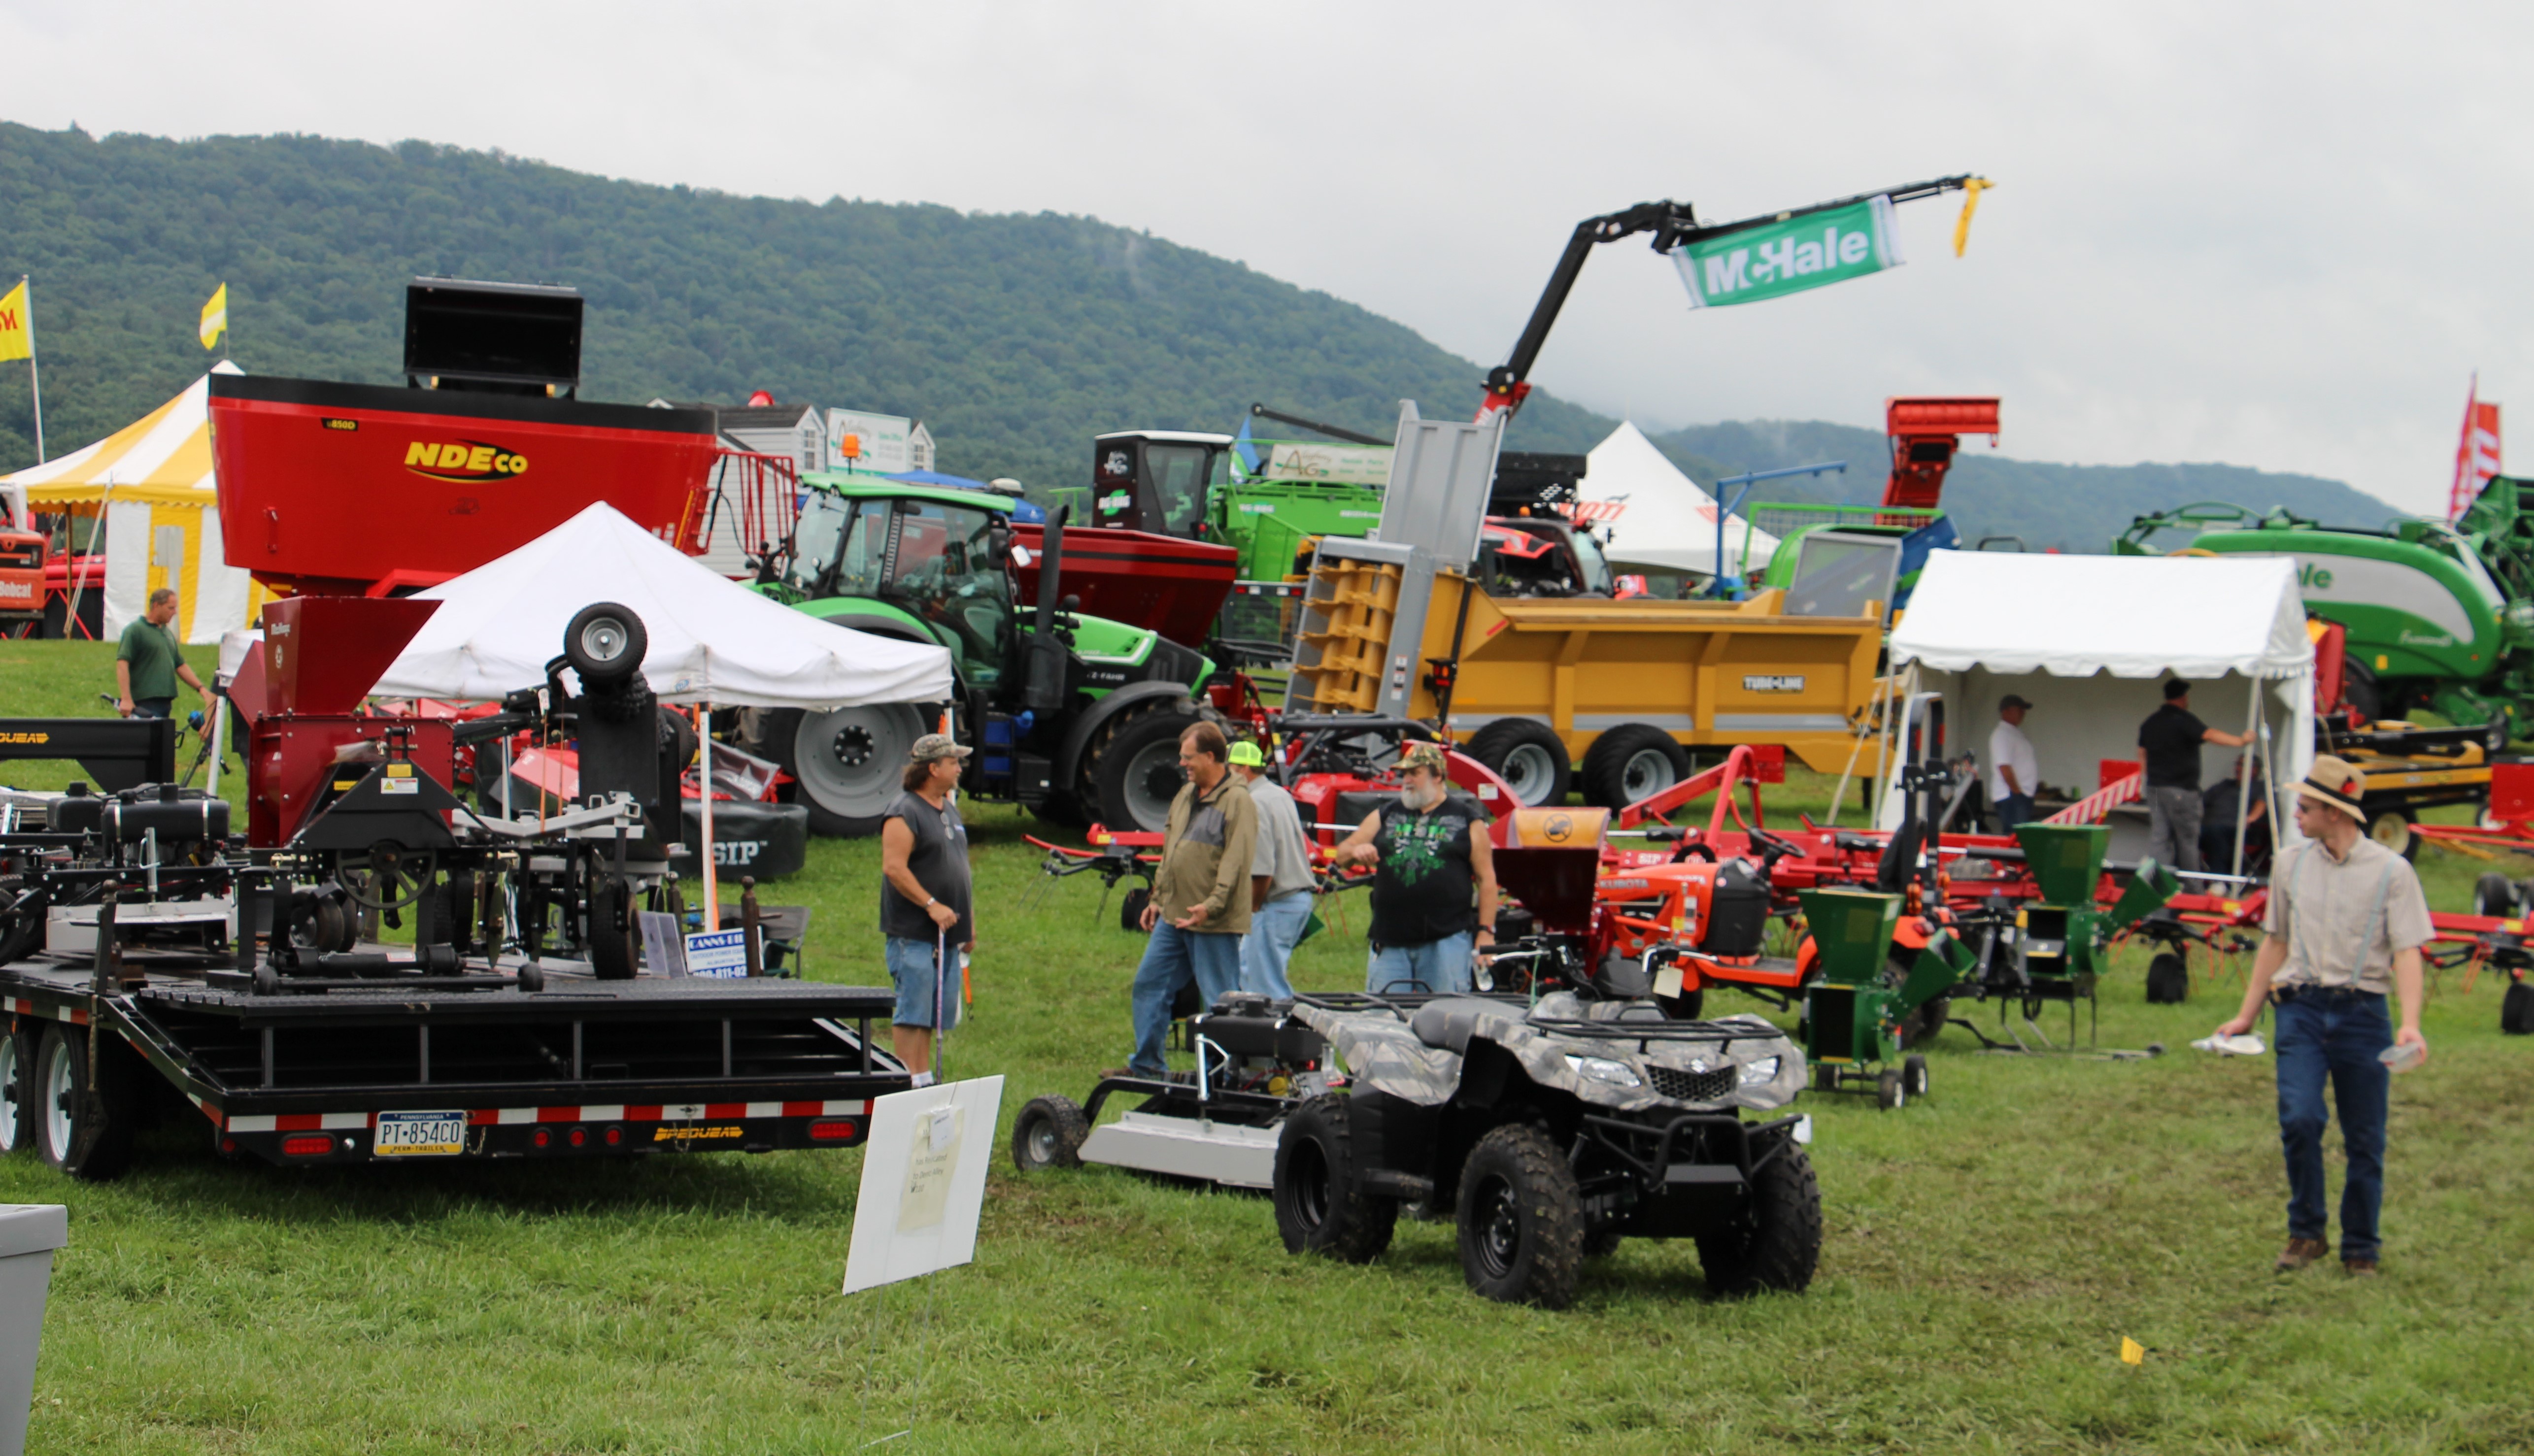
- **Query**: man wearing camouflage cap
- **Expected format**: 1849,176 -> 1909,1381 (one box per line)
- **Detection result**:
1333,741 -> 1498,995
2217,754 -> 2432,1277
879,733 -> 974,1086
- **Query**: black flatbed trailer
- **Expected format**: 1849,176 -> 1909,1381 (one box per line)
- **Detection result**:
0,945 -> 909,1173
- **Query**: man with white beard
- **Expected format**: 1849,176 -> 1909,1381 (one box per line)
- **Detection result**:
1333,742 -> 1499,995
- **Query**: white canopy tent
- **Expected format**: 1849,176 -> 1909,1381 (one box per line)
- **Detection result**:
1883,552 -> 2315,866
371,502 -> 954,912
1578,421 -> 1781,578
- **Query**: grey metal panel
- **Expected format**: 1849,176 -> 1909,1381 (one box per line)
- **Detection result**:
1079,1111 -> 1282,1190
1711,713 -> 1853,732
1572,713 -> 1698,732
1372,400 -> 1505,573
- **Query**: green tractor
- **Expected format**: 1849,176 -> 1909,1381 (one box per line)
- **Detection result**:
753,474 -> 1223,836
2117,496 -> 2534,737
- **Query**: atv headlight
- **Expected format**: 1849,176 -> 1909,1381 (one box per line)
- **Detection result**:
1564,1054 -> 1643,1088
1737,1056 -> 1782,1088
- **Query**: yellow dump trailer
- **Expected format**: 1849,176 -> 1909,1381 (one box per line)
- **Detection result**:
1287,552 -> 1881,804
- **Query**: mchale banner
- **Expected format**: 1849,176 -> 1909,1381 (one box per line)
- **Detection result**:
1673,196 -> 1900,309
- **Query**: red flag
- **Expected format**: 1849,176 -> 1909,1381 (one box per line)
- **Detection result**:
2450,375 -> 2502,521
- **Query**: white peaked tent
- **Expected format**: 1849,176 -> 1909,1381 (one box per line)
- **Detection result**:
1578,421 -> 1781,577
373,502 -> 954,707
1884,552 -> 2315,855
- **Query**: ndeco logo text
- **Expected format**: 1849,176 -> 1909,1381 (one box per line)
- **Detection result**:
405,440 -> 530,482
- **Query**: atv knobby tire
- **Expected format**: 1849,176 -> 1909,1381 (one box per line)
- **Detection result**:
1454,1123 -> 1585,1308
1011,1095 -> 1090,1172
1273,1095 -> 1397,1263
1695,1142 -> 1823,1296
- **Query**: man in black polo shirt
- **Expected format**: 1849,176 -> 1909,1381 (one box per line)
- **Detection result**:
2138,679 -> 2253,873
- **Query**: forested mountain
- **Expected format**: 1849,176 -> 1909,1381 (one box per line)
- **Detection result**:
0,120 -> 2398,550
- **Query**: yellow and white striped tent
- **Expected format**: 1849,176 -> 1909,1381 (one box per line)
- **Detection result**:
2,364 -> 267,644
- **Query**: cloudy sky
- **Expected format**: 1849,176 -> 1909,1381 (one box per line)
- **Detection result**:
3,0 -> 2527,512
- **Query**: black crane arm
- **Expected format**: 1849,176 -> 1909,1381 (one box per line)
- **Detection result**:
1246,403 -> 1390,448
1479,174 -> 1981,420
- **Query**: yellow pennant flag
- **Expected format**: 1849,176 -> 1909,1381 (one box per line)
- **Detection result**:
0,278 -> 31,363
2120,1336 -> 2145,1366
1953,178 -> 1992,259
199,283 -> 228,350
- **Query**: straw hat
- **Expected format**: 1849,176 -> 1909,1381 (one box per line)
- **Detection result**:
2295,754 -> 2365,822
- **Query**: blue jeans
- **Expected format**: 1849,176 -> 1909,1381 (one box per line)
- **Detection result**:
1366,931 -> 1475,995
131,696 -> 173,721
1995,792 -> 2034,833
1240,893 -> 1311,999
1127,924 -> 1243,1074
885,936 -> 961,1031
2275,990 -> 2391,1261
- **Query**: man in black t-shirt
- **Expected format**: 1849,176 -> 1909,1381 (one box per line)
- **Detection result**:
1333,743 -> 1498,994
2138,679 -> 2253,873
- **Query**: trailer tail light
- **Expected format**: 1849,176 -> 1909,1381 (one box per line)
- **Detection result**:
281,1134 -> 334,1157
809,1120 -> 859,1142
531,1127 -> 552,1149
567,1125 -> 588,1148
603,1125 -> 623,1147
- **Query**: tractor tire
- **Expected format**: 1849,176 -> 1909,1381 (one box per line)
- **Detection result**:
1084,702 -> 1203,837
0,1028 -> 34,1154
768,702 -> 930,838
35,1026 -> 140,1182
1465,719 -> 1572,808
1454,1123 -> 1585,1308
2144,951 -> 2191,1005
2474,872 -> 2520,920
2366,808 -> 2419,861
1274,1095 -> 1398,1264
1580,725 -> 1690,811
1010,1095 -> 1090,1173
1902,993 -> 1951,1046
1695,1142 -> 1823,1296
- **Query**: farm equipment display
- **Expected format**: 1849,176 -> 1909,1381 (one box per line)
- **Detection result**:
1746,396 -> 2000,611
754,479 -> 1234,836
0,486 -> 44,638
1009,987 -> 1817,1310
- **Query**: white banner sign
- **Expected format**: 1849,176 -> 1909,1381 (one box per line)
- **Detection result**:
843,1076 -> 1005,1294
827,409 -> 914,474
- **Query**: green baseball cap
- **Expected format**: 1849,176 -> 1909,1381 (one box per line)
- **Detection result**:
1228,739 -> 1266,767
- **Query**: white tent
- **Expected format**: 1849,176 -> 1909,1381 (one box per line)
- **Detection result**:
1884,552 -> 2315,862
1578,421 -> 1781,577
372,502 -> 954,708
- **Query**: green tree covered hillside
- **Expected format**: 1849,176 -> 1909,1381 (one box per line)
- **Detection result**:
0,120 -> 2397,550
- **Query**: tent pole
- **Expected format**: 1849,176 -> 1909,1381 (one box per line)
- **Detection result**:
205,693 -> 227,807
65,479 -> 107,644
699,703 -> 719,936
2232,680 -> 2261,876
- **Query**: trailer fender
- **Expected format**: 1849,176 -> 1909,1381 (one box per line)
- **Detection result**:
1054,681 -> 1194,787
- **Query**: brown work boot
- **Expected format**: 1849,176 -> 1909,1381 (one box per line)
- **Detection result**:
2274,1237 -> 2331,1272
2343,1258 -> 2379,1277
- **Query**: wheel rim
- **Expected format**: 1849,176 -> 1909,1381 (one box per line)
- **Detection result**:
1024,1117 -> 1058,1167
0,1038 -> 18,1148
42,1045 -> 73,1160
1117,734 -> 1186,834
1470,1172 -> 1523,1279
578,616 -> 633,668
1499,744 -> 1560,805
792,704 -> 920,821
1620,747 -> 1678,802
1289,1139 -> 1332,1231
2368,813 -> 2410,851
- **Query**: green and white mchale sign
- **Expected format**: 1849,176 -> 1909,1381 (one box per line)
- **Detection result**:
1672,196 -> 1900,308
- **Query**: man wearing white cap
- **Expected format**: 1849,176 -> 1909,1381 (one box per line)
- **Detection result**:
2217,754 -> 2431,1277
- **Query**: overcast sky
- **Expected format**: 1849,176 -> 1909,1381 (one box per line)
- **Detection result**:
3,0 -> 2527,512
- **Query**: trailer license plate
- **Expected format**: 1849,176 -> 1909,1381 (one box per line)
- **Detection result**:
374,1111 -> 467,1157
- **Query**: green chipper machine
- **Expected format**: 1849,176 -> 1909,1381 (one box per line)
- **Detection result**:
1796,822 -> 2180,1109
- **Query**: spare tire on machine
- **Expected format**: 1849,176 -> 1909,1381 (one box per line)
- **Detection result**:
1466,719 -> 1571,808
564,601 -> 648,687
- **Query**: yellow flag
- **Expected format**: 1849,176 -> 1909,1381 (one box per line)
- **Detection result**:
0,279 -> 30,363
2120,1336 -> 2145,1366
1953,178 -> 1991,259
199,283 -> 228,350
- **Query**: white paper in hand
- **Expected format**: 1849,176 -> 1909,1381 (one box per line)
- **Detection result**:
2191,1031 -> 2265,1056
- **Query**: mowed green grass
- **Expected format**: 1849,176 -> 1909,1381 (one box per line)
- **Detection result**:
3,638 -> 2533,1454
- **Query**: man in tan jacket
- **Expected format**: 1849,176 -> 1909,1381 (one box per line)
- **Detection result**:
1115,722 -> 1256,1076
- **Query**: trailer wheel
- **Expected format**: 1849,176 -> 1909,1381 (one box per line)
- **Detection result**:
1465,720 -> 1571,808
1902,1054 -> 1930,1099
1274,1095 -> 1398,1263
585,871 -> 637,980
1010,1095 -> 1090,1172
1119,887 -> 1151,934
1455,1123 -> 1584,1308
2366,808 -> 2418,861
1875,1069 -> 1907,1110
1084,703 -> 1202,837
2501,979 -> 2533,1035
563,602 -> 648,688
35,1027 -> 137,1182
2474,873 -> 2520,920
1580,726 -> 1689,810
770,702 -> 930,837
0,1030 -> 34,1154
1695,1141 -> 1823,1296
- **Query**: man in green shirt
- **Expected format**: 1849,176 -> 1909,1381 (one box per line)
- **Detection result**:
115,588 -> 209,720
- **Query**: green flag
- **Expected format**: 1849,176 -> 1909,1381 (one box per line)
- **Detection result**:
1673,196 -> 1899,308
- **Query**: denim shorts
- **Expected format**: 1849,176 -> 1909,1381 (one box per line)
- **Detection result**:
884,935 -> 961,1030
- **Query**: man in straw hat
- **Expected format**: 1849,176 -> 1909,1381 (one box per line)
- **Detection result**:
2217,754 -> 2432,1277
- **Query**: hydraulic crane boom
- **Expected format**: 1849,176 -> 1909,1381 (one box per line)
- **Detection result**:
1478,175 -> 1984,422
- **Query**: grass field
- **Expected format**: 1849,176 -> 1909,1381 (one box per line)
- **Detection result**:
3,637 -> 2532,1454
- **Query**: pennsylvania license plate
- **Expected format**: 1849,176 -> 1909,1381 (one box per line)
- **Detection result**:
374,1111 -> 468,1157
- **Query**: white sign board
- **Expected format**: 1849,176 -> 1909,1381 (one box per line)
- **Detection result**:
843,1076 -> 1004,1294
684,927 -> 749,979
1264,441 -> 1391,487
826,409 -> 915,474
639,912 -> 689,975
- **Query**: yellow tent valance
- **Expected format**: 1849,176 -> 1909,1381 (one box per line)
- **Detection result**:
3,364 -> 236,507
